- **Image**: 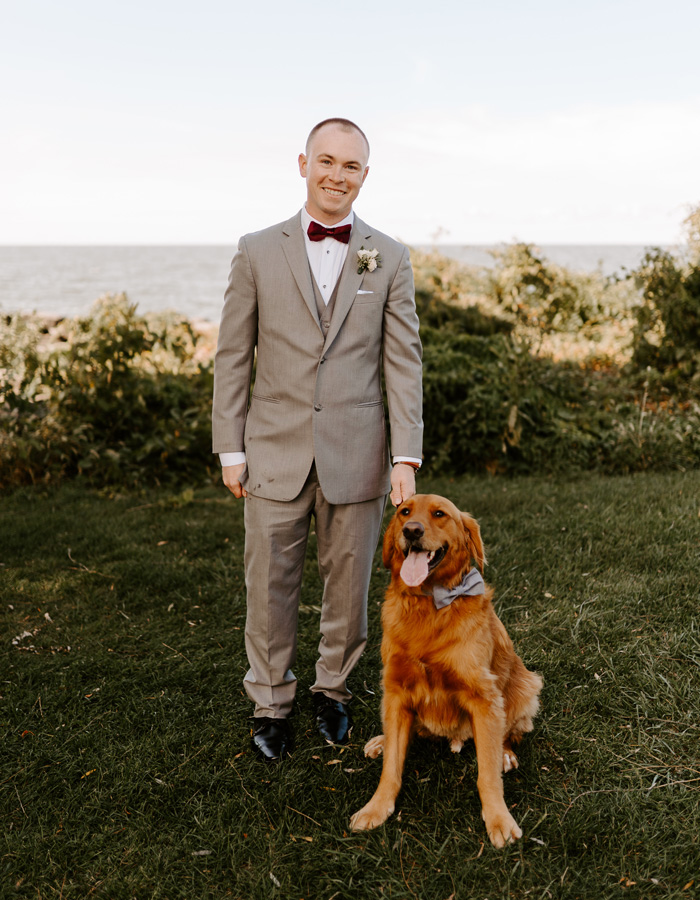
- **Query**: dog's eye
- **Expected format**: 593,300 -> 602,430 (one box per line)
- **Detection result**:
399,507 -> 411,516
433,510 -> 445,518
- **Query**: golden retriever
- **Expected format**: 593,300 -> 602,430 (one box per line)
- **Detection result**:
349,494 -> 542,847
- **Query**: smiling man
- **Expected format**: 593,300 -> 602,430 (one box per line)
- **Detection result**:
300,120 -> 369,222
212,118 -> 423,761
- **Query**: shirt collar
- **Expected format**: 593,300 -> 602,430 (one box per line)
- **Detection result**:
301,205 -> 354,233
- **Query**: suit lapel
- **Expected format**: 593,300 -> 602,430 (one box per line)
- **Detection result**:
281,213 -> 321,330
323,216 -> 372,351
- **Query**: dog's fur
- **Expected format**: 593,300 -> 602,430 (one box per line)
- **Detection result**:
349,494 -> 542,847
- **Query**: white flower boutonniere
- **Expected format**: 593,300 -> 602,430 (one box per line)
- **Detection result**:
357,247 -> 382,275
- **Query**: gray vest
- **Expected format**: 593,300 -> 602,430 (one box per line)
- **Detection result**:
311,273 -> 340,334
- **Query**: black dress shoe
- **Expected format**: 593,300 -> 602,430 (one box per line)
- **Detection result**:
251,717 -> 292,761
313,693 -> 353,745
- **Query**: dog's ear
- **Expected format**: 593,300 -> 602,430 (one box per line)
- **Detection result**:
461,512 -> 487,571
382,512 -> 398,569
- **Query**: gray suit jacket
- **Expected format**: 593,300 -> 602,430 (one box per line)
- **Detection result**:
212,211 -> 423,505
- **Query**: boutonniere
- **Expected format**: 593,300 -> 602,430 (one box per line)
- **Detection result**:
357,247 -> 382,274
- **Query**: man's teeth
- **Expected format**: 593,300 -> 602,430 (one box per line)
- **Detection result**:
324,188 -> 344,196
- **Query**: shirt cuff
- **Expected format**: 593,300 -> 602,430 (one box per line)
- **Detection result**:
220,452 -> 246,467
393,457 -> 422,468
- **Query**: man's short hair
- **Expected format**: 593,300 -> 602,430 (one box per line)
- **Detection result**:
306,118 -> 370,158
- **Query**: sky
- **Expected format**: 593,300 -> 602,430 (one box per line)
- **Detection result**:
2,0 -> 700,246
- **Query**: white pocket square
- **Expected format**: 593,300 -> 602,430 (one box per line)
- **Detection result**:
357,290 -> 374,295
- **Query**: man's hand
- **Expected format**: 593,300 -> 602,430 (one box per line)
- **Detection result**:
390,464 -> 416,507
222,463 -> 247,498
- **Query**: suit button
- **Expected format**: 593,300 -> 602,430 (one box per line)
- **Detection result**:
314,403 -> 322,411
320,357 -> 326,364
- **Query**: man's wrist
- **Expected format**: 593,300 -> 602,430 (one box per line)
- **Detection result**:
393,459 -> 421,471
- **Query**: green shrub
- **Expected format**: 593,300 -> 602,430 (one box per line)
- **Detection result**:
630,249 -> 700,381
487,242 -> 636,341
3,244 -> 700,492
0,295 -> 214,489
410,239 -> 700,478
419,322 -> 700,478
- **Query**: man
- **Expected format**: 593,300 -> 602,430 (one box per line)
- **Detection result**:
212,118 -> 423,761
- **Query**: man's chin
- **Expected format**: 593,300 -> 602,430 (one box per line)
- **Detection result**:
308,194 -> 353,223
311,208 -> 351,225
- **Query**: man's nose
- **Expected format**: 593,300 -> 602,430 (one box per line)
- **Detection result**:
329,165 -> 345,182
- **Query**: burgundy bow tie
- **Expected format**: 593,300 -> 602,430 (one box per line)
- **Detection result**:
307,221 -> 352,244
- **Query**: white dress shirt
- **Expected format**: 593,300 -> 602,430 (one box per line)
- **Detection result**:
220,206 -> 420,471
300,205 -> 353,305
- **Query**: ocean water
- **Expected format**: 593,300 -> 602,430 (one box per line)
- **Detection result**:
0,245 -> 234,323
0,243 -> 678,323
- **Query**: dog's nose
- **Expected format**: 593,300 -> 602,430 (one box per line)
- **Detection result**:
402,521 -> 425,542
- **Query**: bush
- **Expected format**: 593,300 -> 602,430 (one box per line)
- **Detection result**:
419,322 -> 700,478
3,244 -> 700,492
0,295 -> 214,490
630,249 -> 700,381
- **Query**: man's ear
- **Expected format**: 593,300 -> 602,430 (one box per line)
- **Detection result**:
461,512 -> 486,572
298,153 -> 308,178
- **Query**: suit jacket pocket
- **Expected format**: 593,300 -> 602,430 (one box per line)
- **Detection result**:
355,398 -> 384,408
251,393 -> 280,403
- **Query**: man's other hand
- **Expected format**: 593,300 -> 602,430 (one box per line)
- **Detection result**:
222,463 -> 247,498
390,463 -> 416,507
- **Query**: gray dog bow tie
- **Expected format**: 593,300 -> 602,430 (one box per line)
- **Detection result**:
431,567 -> 485,609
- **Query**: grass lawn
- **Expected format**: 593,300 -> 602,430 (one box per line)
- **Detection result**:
2,470 -> 699,899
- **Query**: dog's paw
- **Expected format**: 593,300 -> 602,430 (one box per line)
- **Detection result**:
363,735 -> 385,759
503,749 -> 519,773
483,808 -> 522,848
350,800 -> 395,831
449,739 -> 464,753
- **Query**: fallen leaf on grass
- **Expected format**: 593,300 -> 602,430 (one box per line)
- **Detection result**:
12,631 -> 37,646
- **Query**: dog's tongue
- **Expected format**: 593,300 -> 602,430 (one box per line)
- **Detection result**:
400,551 -> 430,586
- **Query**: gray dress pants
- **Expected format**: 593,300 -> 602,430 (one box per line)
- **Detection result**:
242,464 -> 386,718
